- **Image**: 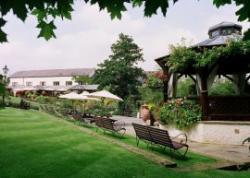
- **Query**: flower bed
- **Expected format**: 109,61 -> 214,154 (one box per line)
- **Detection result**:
160,99 -> 201,129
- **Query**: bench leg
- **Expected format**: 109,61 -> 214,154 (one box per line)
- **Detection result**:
148,142 -> 153,150
163,146 -> 167,151
176,146 -> 189,157
136,137 -> 140,147
182,146 -> 189,157
118,128 -> 126,136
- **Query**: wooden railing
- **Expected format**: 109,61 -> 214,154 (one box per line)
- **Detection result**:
207,96 -> 250,121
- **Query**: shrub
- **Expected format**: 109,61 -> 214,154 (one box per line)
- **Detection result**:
177,78 -> 196,97
25,91 -> 37,100
209,80 -> 236,96
146,74 -> 164,89
34,95 -> 50,104
138,86 -> 164,106
160,99 -> 201,129
88,103 -> 114,117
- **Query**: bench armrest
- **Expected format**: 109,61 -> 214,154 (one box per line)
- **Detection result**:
172,133 -> 187,144
114,120 -> 125,129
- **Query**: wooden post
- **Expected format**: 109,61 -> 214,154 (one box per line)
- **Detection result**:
172,73 -> 178,98
232,73 -> 246,95
197,72 -> 209,120
162,71 -> 171,102
163,79 -> 168,102
167,73 -> 178,98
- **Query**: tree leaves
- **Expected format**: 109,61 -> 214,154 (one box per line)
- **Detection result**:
86,0 -> 128,19
32,1 -> 74,41
213,0 -> 232,7
243,29 -> 250,41
0,29 -> 7,43
235,1 -> 250,22
0,18 -> 7,43
12,0 -> 28,21
212,0 -> 250,40
36,20 -> 56,40
32,9 -> 47,21
57,0 -> 74,20
0,0 -> 250,42
144,0 -> 169,17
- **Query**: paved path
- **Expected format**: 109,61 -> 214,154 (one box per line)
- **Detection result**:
112,115 -> 250,163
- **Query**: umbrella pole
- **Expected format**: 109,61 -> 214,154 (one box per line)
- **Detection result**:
72,100 -> 75,113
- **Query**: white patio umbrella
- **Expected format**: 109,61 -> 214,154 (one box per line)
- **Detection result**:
59,91 -> 100,101
59,91 -> 100,112
59,92 -> 80,100
84,90 -> 123,101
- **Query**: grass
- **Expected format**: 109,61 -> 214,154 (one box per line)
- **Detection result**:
91,126 -> 217,168
0,107 -> 249,178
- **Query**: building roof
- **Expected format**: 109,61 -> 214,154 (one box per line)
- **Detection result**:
69,84 -> 99,91
10,68 -> 95,78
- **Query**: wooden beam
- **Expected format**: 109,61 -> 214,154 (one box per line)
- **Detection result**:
177,74 -> 183,80
246,75 -> 250,82
223,74 -> 234,82
188,74 -> 196,83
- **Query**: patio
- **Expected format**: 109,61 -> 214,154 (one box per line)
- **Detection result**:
112,115 -> 250,163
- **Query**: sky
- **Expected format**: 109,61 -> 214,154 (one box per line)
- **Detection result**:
0,0 -> 249,75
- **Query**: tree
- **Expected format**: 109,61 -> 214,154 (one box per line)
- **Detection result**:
73,75 -> 93,85
93,33 -> 144,114
146,72 -> 165,89
0,0 -> 249,43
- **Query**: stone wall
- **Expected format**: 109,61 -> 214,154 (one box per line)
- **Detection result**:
160,121 -> 250,145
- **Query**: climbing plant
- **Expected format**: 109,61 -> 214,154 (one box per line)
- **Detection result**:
167,40 -> 250,72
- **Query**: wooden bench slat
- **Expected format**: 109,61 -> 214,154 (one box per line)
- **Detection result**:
95,117 -> 126,136
132,123 -> 189,157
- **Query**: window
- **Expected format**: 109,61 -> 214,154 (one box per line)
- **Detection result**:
40,81 -> 46,86
12,82 -> 18,87
66,81 -> 72,86
77,81 -> 83,85
211,30 -> 220,38
26,82 -> 32,86
53,81 -> 60,86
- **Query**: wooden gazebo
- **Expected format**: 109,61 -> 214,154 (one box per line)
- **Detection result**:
155,22 -> 250,121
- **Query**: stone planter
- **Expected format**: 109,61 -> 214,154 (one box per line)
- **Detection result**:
140,105 -> 150,123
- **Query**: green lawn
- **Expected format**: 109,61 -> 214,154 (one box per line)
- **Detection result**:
0,107 -> 249,178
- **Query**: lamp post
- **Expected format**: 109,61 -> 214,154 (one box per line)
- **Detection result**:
1,65 -> 9,105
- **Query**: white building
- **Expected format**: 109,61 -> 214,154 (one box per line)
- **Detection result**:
9,68 -> 95,88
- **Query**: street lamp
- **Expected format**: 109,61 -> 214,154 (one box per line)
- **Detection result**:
2,65 -> 9,78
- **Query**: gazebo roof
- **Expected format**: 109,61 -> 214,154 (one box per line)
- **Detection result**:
208,22 -> 242,32
192,34 -> 241,48
155,22 -> 247,74
192,22 -> 242,48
